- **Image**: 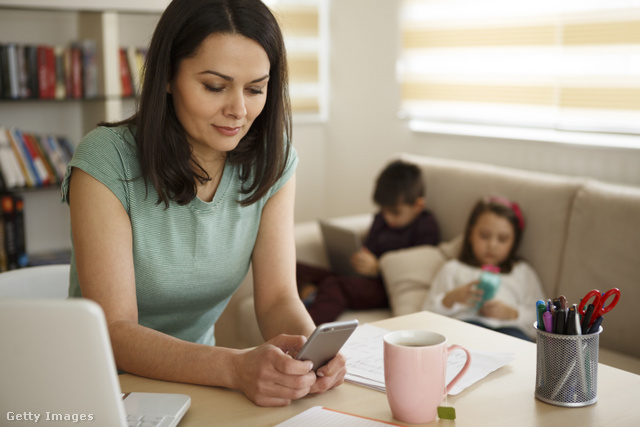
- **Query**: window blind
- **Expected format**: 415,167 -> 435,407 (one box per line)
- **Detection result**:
266,0 -> 328,120
399,0 -> 640,135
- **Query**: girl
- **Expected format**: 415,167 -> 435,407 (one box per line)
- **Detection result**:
423,196 -> 544,341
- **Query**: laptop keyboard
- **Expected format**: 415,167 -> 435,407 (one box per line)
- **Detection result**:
127,414 -> 176,427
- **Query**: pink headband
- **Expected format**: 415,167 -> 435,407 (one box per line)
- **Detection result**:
485,196 -> 525,230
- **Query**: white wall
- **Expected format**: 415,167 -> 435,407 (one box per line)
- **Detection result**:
14,0 -> 640,252
292,0 -> 640,223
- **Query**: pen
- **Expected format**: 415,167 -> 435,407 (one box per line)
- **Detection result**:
536,300 -> 546,330
580,304 -> 594,333
573,303 -> 587,395
588,316 -> 603,334
573,304 -> 581,335
565,306 -> 577,335
543,309 -> 553,333
559,295 -> 568,310
555,307 -> 566,335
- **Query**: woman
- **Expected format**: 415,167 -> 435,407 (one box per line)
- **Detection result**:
62,0 -> 346,407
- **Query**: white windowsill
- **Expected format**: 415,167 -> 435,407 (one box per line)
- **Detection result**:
409,120 -> 640,150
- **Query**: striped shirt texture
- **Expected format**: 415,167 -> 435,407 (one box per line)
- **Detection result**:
61,125 -> 297,346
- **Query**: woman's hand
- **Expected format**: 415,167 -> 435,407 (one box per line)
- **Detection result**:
350,248 -> 378,277
233,334 -> 317,407
479,300 -> 518,320
310,352 -> 347,394
442,280 -> 483,308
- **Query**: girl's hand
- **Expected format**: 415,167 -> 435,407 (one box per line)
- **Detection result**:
310,352 -> 347,394
350,248 -> 378,277
443,280 -> 483,308
233,334 -> 317,407
479,300 -> 518,320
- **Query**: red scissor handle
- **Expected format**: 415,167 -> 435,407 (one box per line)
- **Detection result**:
597,288 -> 621,316
578,289 -> 601,316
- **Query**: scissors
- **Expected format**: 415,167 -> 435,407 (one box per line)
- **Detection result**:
578,288 -> 621,327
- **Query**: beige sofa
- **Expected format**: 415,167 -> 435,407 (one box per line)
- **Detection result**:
216,153 -> 640,374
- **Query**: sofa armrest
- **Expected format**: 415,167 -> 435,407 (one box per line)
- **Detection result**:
293,221 -> 328,268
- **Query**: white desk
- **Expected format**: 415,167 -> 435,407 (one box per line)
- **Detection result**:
119,311 -> 640,426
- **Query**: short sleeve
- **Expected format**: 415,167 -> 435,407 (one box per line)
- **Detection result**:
61,126 -> 137,213
266,146 -> 298,198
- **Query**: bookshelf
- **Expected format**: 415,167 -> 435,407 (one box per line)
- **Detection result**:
0,0 -> 167,265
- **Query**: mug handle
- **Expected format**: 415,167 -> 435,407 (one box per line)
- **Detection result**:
444,345 -> 472,396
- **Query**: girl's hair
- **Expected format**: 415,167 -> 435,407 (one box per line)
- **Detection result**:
458,196 -> 525,273
104,0 -> 291,208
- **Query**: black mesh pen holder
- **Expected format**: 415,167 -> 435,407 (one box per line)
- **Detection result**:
534,323 -> 601,407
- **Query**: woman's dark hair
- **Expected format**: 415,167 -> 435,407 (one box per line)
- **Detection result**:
105,0 -> 291,207
373,160 -> 425,206
458,197 -> 525,273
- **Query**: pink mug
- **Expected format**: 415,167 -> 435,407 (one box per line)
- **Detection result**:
383,330 -> 472,424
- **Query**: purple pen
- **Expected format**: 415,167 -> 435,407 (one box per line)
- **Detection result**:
543,310 -> 553,333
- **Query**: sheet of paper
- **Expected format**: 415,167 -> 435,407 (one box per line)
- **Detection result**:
275,406 -> 401,426
342,323 -> 515,395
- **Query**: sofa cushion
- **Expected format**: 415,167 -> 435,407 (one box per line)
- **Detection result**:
380,236 -> 462,316
397,153 -> 583,298
557,181 -> 640,359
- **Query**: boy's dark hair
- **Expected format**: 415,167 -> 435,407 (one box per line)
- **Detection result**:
102,0 -> 291,208
373,160 -> 425,206
458,197 -> 525,273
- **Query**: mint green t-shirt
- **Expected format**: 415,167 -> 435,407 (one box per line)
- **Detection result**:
61,125 -> 297,346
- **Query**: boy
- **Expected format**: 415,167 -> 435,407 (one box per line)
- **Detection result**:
298,160 -> 441,324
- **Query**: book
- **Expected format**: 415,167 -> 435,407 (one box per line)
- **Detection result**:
64,45 -> 73,99
5,43 -> 20,99
16,44 -> 30,98
1,195 -> 19,270
25,45 -> 40,99
126,45 -> 141,95
33,134 -> 59,183
54,45 -> 67,99
126,45 -> 147,96
135,47 -> 147,93
82,39 -> 99,98
6,127 -> 36,187
13,195 -> 28,268
119,47 -> 134,97
0,45 -> 4,98
0,207 -> 7,272
0,126 -> 26,189
0,44 -> 7,98
39,134 -> 69,182
55,135 -> 75,164
0,127 -> 75,189
69,44 -> 83,99
10,128 -> 47,187
37,45 -> 56,99
22,132 -> 52,186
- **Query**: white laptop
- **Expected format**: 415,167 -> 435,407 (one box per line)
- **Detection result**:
0,298 -> 190,427
319,220 -> 363,277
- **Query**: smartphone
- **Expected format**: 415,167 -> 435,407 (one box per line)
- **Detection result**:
295,319 -> 359,370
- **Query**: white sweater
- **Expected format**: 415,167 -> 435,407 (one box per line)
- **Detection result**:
423,259 -> 545,340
